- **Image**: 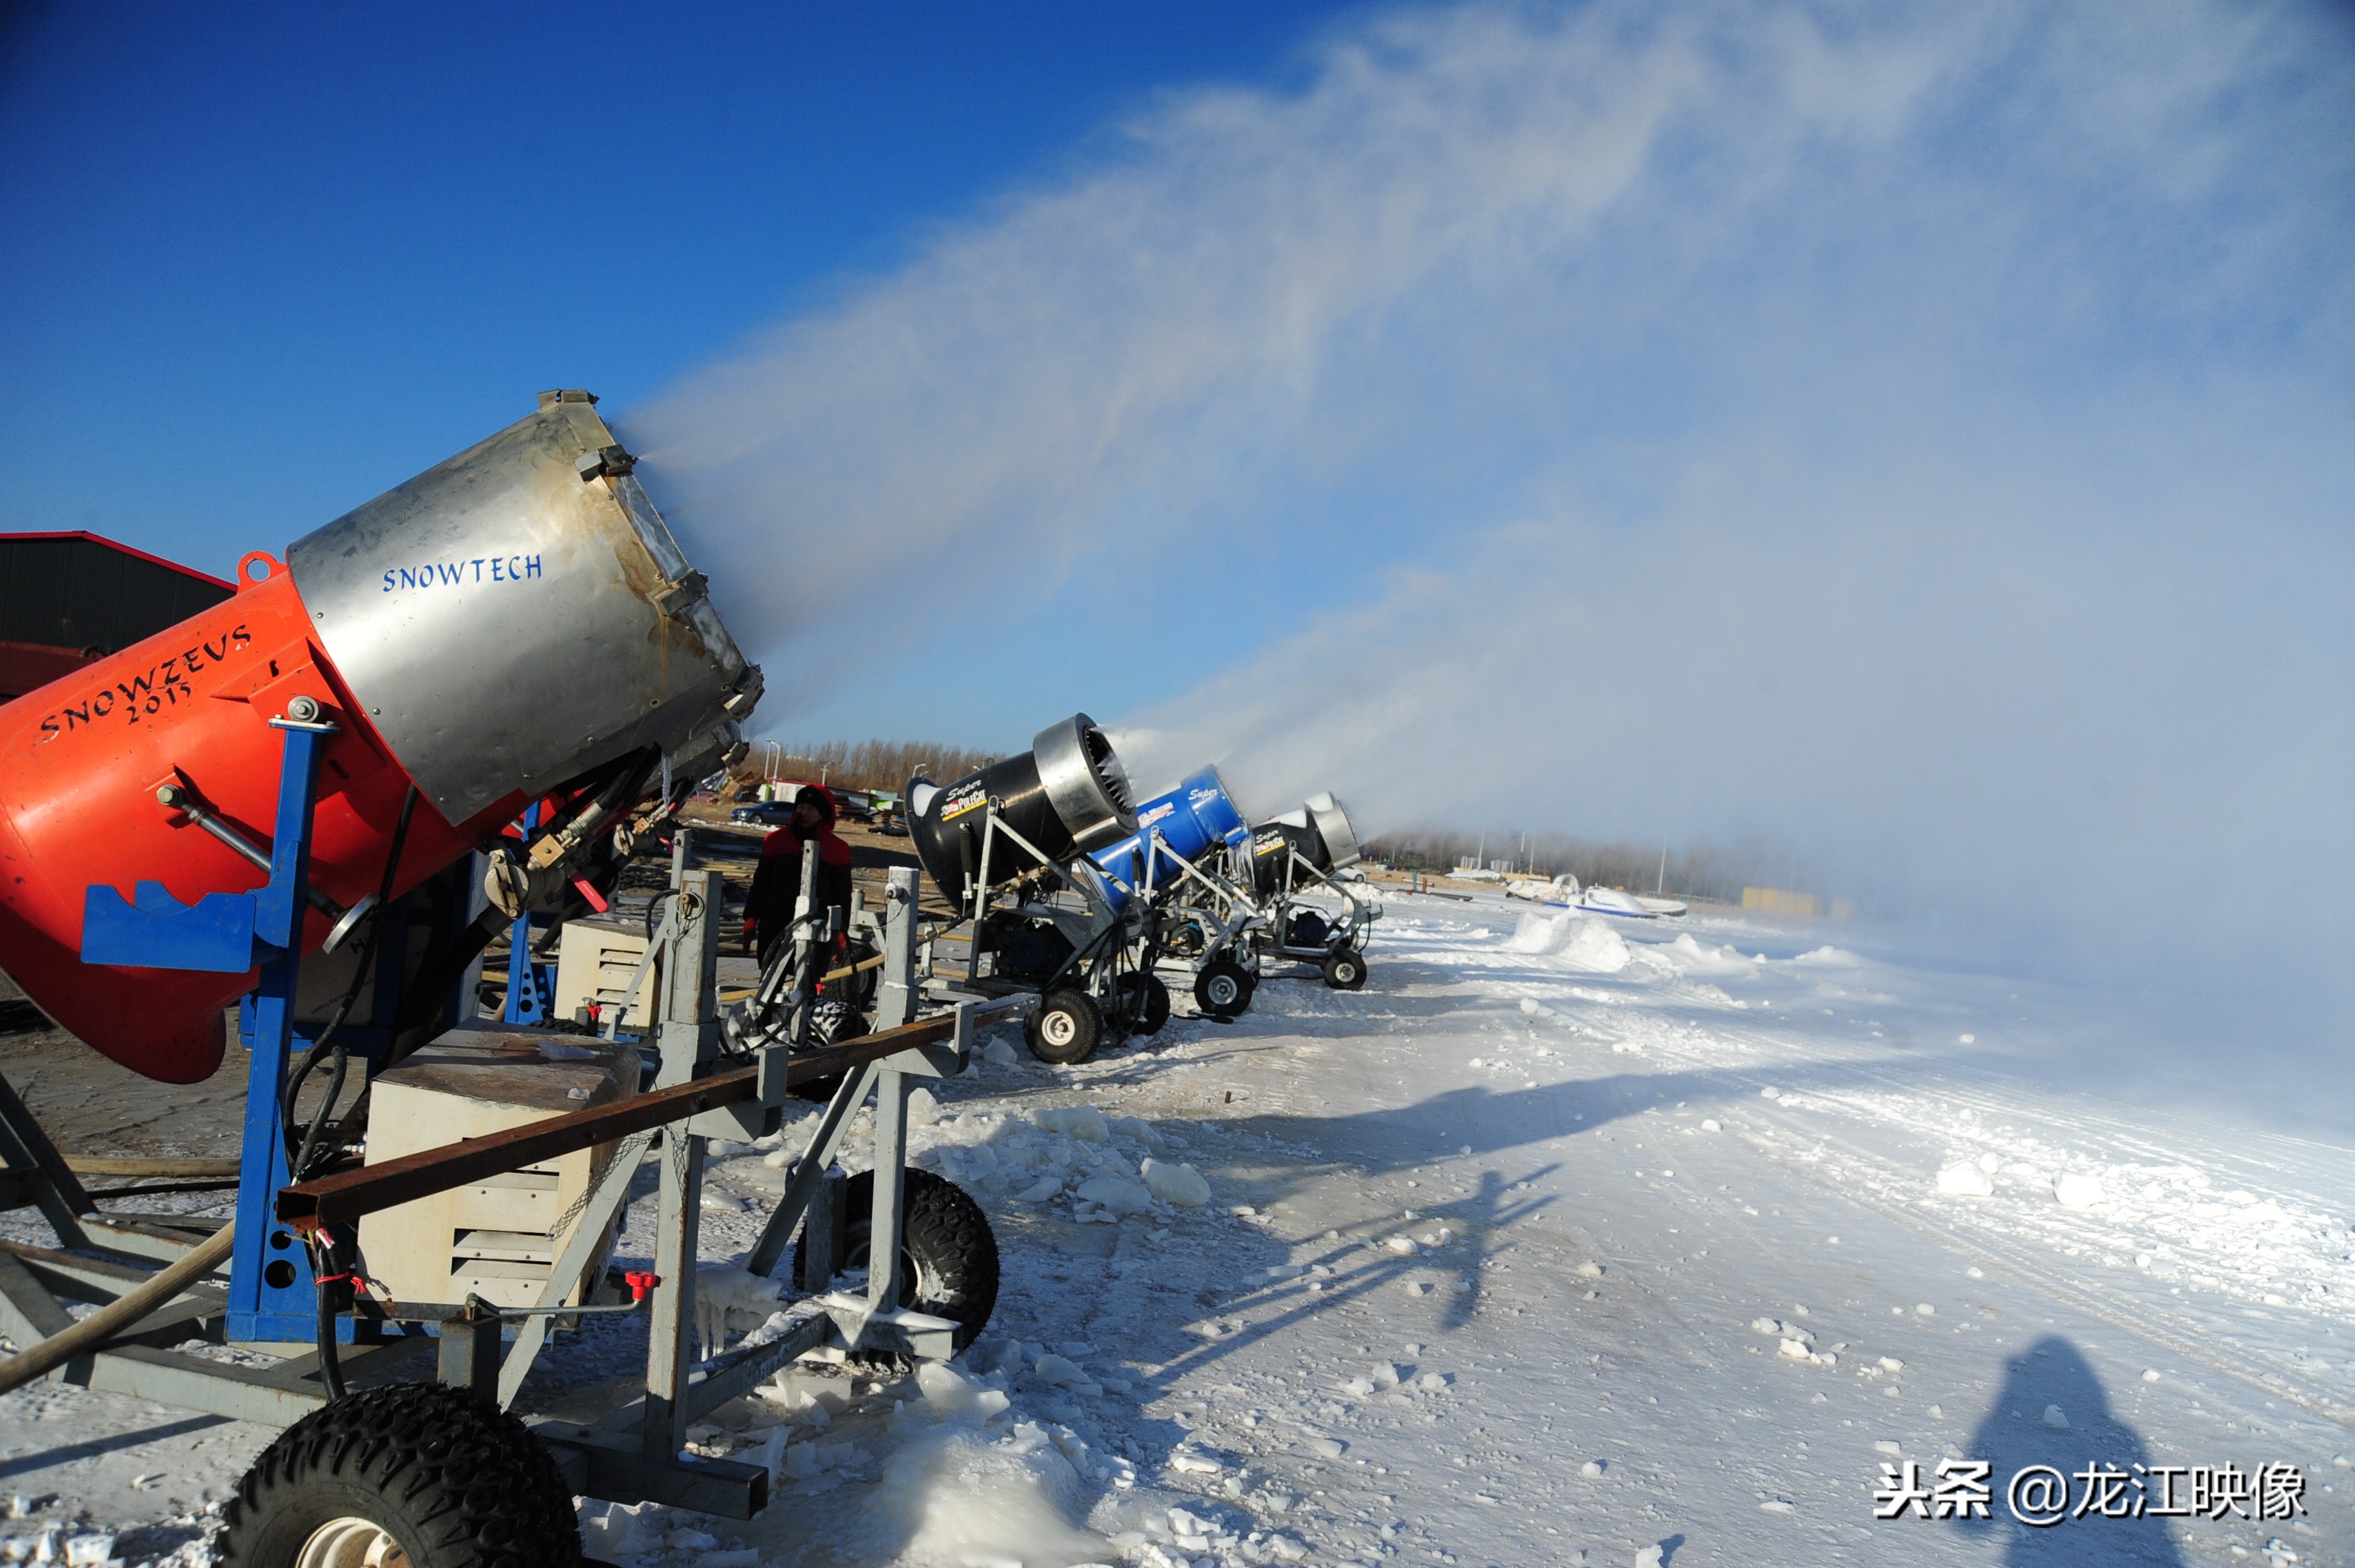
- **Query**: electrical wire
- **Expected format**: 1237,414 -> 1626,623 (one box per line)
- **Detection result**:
285,785 -> 419,1180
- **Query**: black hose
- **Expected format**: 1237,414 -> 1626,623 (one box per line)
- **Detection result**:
382,751 -> 660,1068
285,786 -> 419,1180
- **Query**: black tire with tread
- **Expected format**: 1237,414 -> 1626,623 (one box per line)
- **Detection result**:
217,1382 -> 578,1568
1025,987 -> 1102,1063
1194,959 -> 1254,1018
797,1167 -> 999,1362
1321,950 -> 1368,990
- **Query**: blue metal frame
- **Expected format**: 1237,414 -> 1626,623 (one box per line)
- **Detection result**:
81,719 -> 350,1342
502,802 -> 554,1025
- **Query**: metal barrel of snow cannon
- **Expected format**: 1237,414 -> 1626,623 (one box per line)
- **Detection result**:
1246,791 -> 1363,896
1302,792 -> 1362,870
0,390 -> 762,1084
906,714 -> 1135,911
1089,766 -> 1250,904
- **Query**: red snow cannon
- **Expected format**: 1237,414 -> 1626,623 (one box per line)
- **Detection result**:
0,391 -> 761,1083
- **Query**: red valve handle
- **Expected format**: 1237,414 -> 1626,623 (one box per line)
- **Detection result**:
624,1270 -> 661,1302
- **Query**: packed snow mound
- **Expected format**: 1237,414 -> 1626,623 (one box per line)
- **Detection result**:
1658,933 -> 1757,977
2053,1172 -> 2106,1210
1791,945 -> 1861,965
1504,913 -> 1632,972
1936,1163 -> 1996,1197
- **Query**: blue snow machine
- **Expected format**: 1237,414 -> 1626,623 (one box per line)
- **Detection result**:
1089,766 -> 1267,1024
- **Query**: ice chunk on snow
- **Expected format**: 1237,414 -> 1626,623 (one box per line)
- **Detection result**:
1384,1235 -> 1419,1256
61,1540 -> 111,1568
1778,1338 -> 1815,1359
1111,1115 -> 1163,1147
982,1038 -> 1021,1067
1752,1318 -> 1811,1342
1937,1163 -> 1995,1197
2141,1368 -> 2162,1382
1416,1372 -> 1447,1391
1519,997 -> 1543,1015
2042,1405 -> 2070,1429
907,1086 -> 941,1125
1915,1303 -> 1935,1316
1873,1440 -> 1902,1456
1636,1547 -> 1665,1568
1139,1157 -> 1211,1207
1076,1175 -> 1155,1214
1402,1280 -> 1431,1296
1701,1118 -> 1721,1132
916,1361 -> 979,1414
2053,1172 -> 2105,1209
1343,1376 -> 1376,1396
1033,1354 -> 1085,1387
1575,1260 -> 1605,1277
1035,1105 -> 1108,1140
1581,1459 -> 1606,1477
1014,1176 -> 1064,1203
1309,1438 -> 1346,1459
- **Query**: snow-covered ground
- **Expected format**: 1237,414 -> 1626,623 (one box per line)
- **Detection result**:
4,893 -> 2351,1567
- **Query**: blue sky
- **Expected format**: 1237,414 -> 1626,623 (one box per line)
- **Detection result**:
0,0 -> 1356,706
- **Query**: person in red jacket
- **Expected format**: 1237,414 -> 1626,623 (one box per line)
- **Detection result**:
743,785 -> 854,967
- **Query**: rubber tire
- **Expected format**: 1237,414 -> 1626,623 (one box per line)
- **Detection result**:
1114,973 -> 1172,1035
1163,917 -> 1209,959
217,1382 -> 578,1568
1024,987 -> 1102,1063
796,1167 -> 999,1362
1321,950 -> 1368,990
1194,959 -> 1255,1019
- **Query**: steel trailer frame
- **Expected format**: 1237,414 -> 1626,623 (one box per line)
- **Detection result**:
0,710 -> 996,1521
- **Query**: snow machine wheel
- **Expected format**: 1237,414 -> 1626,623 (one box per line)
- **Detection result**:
797,1167 -> 999,1365
216,1382 -> 578,1568
1163,917 -> 1209,959
1320,950 -> 1367,990
1025,987 -> 1102,1063
1114,973 -> 1172,1035
1194,959 -> 1254,1019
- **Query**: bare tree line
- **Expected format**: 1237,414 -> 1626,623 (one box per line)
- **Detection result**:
1365,828 -> 1804,905
734,738 -> 1006,794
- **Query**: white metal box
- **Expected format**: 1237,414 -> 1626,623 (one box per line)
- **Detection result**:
553,916 -> 660,1030
356,1028 -> 643,1311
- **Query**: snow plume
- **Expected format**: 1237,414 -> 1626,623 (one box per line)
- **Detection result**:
629,0 -> 2355,1117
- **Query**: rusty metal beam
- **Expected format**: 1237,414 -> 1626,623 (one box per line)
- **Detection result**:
275,1014 -> 959,1233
